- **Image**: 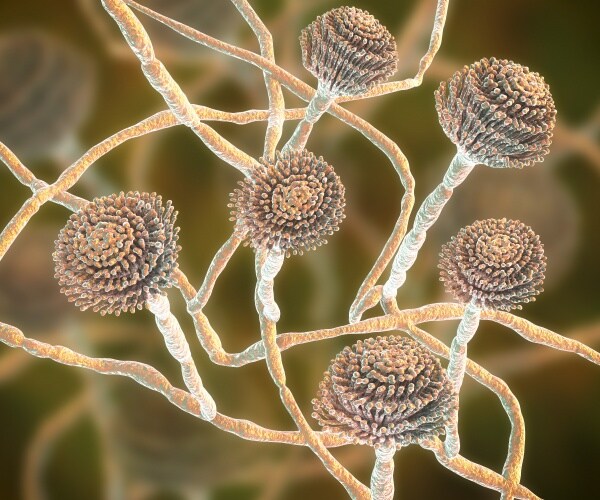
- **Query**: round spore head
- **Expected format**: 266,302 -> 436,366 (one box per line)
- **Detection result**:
300,6 -> 398,97
54,191 -> 180,316
229,149 -> 345,257
435,57 -> 556,168
439,218 -> 546,311
312,336 -> 456,448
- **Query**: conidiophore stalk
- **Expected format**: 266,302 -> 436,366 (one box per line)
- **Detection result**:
256,247 -> 285,322
447,300 -> 481,392
382,152 -> 476,299
283,83 -> 335,152
382,57 -> 556,302
284,6 -> 398,152
146,293 -> 217,420
370,444 -> 396,500
444,299 -> 481,457
439,218 -> 546,457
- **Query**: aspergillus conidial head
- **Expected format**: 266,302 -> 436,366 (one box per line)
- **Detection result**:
435,57 -> 557,168
53,191 -> 180,316
229,149 -> 346,257
439,218 -> 546,311
300,6 -> 398,97
312,336 -> 457,448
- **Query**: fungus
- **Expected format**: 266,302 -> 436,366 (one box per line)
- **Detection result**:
53,191 -> 180,316
438,218 -> 546,456
381,58 -> 555,304
439,218 -> 546,311
284,7 -> 398,152
435,57 -> 556,169
300,6 -> 398,97
312,336 -> 456,447
229,149 -> 346,257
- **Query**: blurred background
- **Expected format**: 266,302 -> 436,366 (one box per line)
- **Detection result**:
0,0 -> 599,499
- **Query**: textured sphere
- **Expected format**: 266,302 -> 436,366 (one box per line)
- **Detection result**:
431,166 -> 578,291
312,336 -> 456,447
53,192 -> 180,316
435,57 -> 556,168
439,218 -> 546,311
300,6 -> 398,97
0,30 -> 94,159
229,149 -> 345,256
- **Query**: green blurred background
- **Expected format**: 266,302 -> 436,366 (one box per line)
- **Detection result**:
0,1 -> 599,499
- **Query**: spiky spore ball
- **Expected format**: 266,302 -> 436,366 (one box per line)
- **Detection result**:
312,336 -> 456,448
435,57 -> 556,168
439,218 -> 546,311
53,191 -> 180,316
229,149 -> 345,257
300,6 -> 398,97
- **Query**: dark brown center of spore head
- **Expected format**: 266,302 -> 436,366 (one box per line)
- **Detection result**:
272,179 -> 322,220
476,231 -> 523,268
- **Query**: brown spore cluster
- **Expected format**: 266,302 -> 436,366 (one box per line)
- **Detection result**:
300,6 -> 398,97
312,336 -> 456,447
435,57 -> 556,168
439,218 -> 546,311
53,191 -> 180,316
229,149 -> 345,257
